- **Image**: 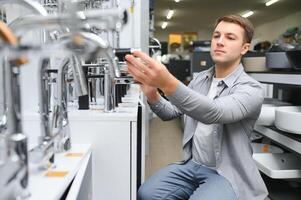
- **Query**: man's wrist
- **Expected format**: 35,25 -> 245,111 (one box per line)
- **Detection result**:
146,91 -> 160,104
160,75 -> 180,96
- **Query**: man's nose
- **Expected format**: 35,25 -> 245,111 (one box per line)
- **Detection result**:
217,35 -> 224,45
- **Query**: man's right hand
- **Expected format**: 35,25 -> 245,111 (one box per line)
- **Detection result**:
140,84 -> 160,104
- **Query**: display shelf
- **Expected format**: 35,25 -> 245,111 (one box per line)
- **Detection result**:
253,153 -> 301,179
28,144 -> 92,200
249,73 -> 301,86
254,125 -> 301,154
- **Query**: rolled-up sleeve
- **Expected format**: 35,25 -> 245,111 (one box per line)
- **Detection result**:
167,81 -> 264,124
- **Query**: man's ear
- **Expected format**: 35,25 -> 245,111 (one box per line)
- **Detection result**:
241,43 -> 250,55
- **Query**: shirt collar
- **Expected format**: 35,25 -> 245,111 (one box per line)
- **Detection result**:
205,63 -> 244,87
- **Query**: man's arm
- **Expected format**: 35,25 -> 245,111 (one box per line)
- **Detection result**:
148,95 -> 183,121
139,83 -> 183,121
124,50 -> 263,124
167,81 -> 264,124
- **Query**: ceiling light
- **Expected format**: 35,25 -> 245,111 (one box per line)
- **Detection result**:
174,0 -> 180,2
265,0 -> 279,6
166,10 -> 174,20
161,21 -> 168,29
241,11 -> 254,18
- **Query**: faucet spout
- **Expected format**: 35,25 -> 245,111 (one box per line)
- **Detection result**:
51,58 -> 71,152
71,55 -> 88,96
0,20 -> 29,199
9,7 -> 127,37
38,58 -> 52,141
0,0 -> 48,16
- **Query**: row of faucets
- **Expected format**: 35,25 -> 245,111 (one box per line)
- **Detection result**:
0,0 -> 134,199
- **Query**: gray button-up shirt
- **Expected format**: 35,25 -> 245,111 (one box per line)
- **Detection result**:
150,64 -> 268,200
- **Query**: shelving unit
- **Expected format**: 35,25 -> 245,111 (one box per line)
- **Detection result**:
251,72 -> 301,188
249,73 -> 301,86
250,72 -> 301,152
254,125 -> 301,155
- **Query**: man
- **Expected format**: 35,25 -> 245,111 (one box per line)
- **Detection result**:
125,15 -> 268,200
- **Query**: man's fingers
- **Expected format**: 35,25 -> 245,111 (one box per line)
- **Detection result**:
127,62 -> 148,84
125,54 -> 151,74
132,51 -> 154,67
127,61 -> 143,76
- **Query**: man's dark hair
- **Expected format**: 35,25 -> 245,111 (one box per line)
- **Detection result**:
214,15 -> 254,43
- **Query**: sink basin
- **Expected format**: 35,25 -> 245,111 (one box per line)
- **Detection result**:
275,106 -> 301,134
256,99 -> 291,126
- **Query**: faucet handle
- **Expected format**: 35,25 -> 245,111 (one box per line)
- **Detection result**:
0,21 -> 28,65
0,21 -> 18,45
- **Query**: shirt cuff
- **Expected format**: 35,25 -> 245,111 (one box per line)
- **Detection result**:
149,96 -> 166,113
166,82 -> 189,104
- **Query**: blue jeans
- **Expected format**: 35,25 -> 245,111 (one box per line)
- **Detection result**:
138,160 -> 237,200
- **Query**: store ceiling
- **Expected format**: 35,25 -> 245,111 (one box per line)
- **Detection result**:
154,0 -> 301,35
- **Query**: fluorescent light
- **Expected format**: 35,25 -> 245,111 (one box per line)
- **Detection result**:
241,11 -> 254,18
166,10 -> 174,20
265,0 -> 279,6
161,21 -> 168,29
174,0 -> 180,2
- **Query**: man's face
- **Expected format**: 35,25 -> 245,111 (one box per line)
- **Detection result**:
210,21 -> 250,66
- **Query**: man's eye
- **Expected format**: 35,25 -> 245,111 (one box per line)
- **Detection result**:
213,35 -> 220,38
228,37 -> 235,40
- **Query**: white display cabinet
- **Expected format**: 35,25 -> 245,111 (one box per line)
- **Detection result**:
68,109 -> 139,200
23,86 -> 144,200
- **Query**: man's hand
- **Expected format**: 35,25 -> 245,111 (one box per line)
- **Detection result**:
125,51 -> 179,96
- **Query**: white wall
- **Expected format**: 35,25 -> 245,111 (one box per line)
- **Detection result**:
119,0 -> 149,51
254,10 -> 301,42
197,29 -> 212,41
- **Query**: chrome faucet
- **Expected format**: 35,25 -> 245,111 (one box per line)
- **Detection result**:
149,37 -> 162,56
77,32 -> 120,112
1,1 -> 127,168
52,58 -> 71,152
30,52 -> 88,163
27,57 -> 55,168
0,48 -> 30,200
7,3 -> 127,113
9,7 -> 127,37
0,0 -> 48,16
7,3 -> 126,162
0,2 -> 128,199
59,31 -> 121,112
0,1 -> 47,198
52,55 -> 88,153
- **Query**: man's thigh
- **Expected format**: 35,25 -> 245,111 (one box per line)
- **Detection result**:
189,174 -> 237,200
138,162 -> 197,200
